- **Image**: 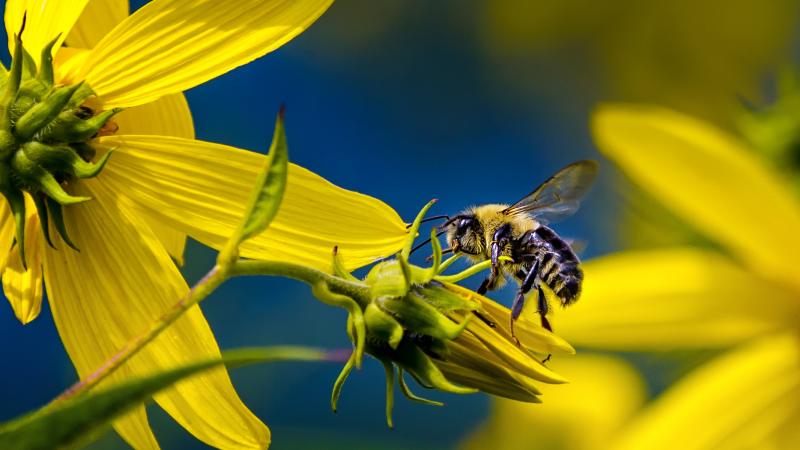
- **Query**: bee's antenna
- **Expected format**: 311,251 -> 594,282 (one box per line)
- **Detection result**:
406,215 -> 450,228
439,216 -> 463,230
425,247 -> 453,262
409,238 -> 431,255
409,229 -> 448,255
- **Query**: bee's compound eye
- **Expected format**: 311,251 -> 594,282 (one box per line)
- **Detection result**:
457,217 -> 474,231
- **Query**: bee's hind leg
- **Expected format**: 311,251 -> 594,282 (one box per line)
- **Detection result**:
536,285 -> 552,332
509,261 -> 539,345
537,285 -> 553,364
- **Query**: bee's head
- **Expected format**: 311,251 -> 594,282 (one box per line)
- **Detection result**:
444,214 -> 484,256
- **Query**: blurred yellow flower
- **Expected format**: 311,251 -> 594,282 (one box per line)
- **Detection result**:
461,103 -> 800,450
481,0 -> 798,122
0,1 -> 407,449
555,105 -> 800,449
461,354 -> 647,450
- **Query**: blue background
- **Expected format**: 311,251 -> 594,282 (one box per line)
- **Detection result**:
5,1 -> 792,449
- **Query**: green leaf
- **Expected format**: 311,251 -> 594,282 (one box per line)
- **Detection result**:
0,346 -> 333,450
219,108 -> 289,266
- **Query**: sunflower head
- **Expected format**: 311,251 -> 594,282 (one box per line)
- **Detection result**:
0,20 -> 119,266
314,200 -> 574,427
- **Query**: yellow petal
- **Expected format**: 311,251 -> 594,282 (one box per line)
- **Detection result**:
611,333 -> 800,450
96,135 -> 408,271
113,93 -> 195,138
77,0 -> 333,108
592,104 -> 800,288
0,200 -> 15,273
2,208 -> 43,325
463,354 -> 647,450
137,213 -> 187,267
65,0 -> 129,49
557,248 -> 799,350
54,47 -> 91,83
4,0 -> 88,66
110,93 -> 195,264
113,406 -> 160,450
42,179 -> 269,449
444,282 -> 575,356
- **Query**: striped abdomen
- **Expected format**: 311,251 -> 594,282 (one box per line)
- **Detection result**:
516,225 -> 583,305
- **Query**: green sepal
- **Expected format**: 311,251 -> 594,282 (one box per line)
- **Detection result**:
14,82 -> 84,141
46,197 -> 78,251
72,142 -> 96,161
331,246 -> 359,282
397,368 -> 443,407
31,193 -> 54,249
0,129 -> 16,163
377,290 -> 471,341
37,107 -> 120,143
65,84 -> 96,110
22,142 -> 112,179
330,351 -> 356,413
11,150 -> 90,205
380,359 -> 396,429
312,282 -> 365,368
436,253 -> 462,274
72,148 -> 113,179
1,30 -> 24,126
21,141 -> 79,173
365,260 -> 411,300
401,199 -> 437,259
364,303 -> 404,349
416,283 -> 479,313
370,338 -> 476,395
3,27 -> 24,104
425,228 -> 443,280
36,34 -> 61,87
397,254 -> 412,289
19,45 -> 37,83
10,80 -> 45,122
434,257 -> 512,283
4,186 -> 27,269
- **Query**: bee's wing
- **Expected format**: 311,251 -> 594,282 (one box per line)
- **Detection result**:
502,160 -> 599,224
563,238 -> 588,255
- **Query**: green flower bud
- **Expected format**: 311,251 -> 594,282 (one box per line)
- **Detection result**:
0,27 -> 123,261
364,303 -> 403,349
14,82 -> 84,141
308,201 -> 575,427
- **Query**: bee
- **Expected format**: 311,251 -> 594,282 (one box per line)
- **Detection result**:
442,160 -> 599,338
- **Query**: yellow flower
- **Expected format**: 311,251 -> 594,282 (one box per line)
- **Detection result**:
0,1 -> 407,449
461,354 -> 647,450
554,105 -> 800,449
480,0 -> 797,122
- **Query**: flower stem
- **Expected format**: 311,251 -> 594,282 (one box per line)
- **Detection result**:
53,259 -> 368,404
53,265 -> 228,403
229,260 -> 370,305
